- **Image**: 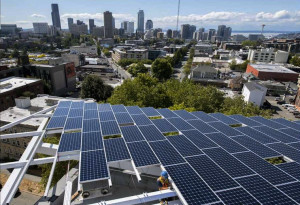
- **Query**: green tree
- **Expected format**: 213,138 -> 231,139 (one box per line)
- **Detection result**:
11,49 -> 20,58
289,55 -> 300,67
102,48 -> 111,57
127,62 -> 148,77
81,75 -> 113,101
242,40 -> 259,47
151,58 -> 173,81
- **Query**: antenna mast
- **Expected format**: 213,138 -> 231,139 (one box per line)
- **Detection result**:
176,0 -> 180,35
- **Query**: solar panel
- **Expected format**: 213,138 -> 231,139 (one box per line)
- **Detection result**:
271,118 -> 300,132
207,122 -> 242,137
47,116 -> 67,129
165,163 -> 220,205
82,119 -> 101,132
68,109 -> 83,118
70,101 -> 84,109
267,143 -> 300,163
131,114 -> 152,126
64,117 -> 83,130
84,110 -> 99,119
126,141 -> 160,167
253,126 -> 299,143
57,101 -> 72,108
181,130 -> 218,149
229,114 -> 261,127
277,182 -> 300,204
187,120 -> 218,134
125,106 -> 143,115
294,120 -> 300,125
287,142 -> 300,151
209,113 -> 240,125
191,111 -> 218,122
104,138 -> 131,162
236,126 -> 278,144
156,108 -> 178,118
149,140 -> 186,166
114,112 -> 134,125
151,119 -> 177,133
84,102 -> 98,110
58,132 -> 81,153
138,125 -> 165,141
249,116 -> 287,129
167,117 -> 194,131
53,108 -> 70,117
111,104 -> 127,113
173,110 -> 197,120
232,135 -> 280,158
203,147 -> 255,178
81,131 -> 103,151
141,107 -> 161,117
234,151 -> 296,185
216,187 -> 260,205
120,125 -> 145,142
276,162 -> 300,181
186,155 -> 239,191
100,121 -> 121,136
167,135 -> 203,157
99,111 -> 115,122
236,175 -> 296,204
80,149 -> 109,182
277,128 -> 300,140
98,103 -> 112,112
205,132 -> 248,154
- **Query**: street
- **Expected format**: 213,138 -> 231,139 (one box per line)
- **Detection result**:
107,58 -> 132,80
265,95 -> 298,120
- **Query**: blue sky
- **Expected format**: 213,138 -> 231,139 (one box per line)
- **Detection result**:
1,0 -> 300,31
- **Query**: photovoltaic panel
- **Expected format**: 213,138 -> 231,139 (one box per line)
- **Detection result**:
229,114 -> 261,127
235,126 -> 278,144
294,120 -> 300,124
209,113 -> 240,125
126,141 -> 160,167
68,109 -> 83,118
271,118 -> 300,131
167,118 -> 194,131
277,128 -> 300,140
70,101 -> 84,109
84,110 -> 99,119
151,119 -> 177,133
104,138 -> 131,162
181,130 -> 218,149
100,121 -> 121,136
277,182 -> 300,204
186,120 -> 218,134
203,147 -> 255,178
80,149 -> 108,182
99,111 -> 115,122
157,108 -> 178,118
232,135 -> 280,158
98,103 -> 112,112
120,125 -> 145,142
47,116 -> 67,129
287,142 -> 300,151
149,140 -> 186,166
82,119 -> 101,132
205,132 -> 247,154
191,111 -> 219,122
125,106 -> 143,115
81,131 -> 103,151
57,101 -> 72,108
186,155 -> 239,191
53,108 -> 69,117
111,104 -> 127,113
249,116 -> 287,129
236,175 -> 296,205
216,187 -> 260,205
253,126 -> 298,143
84,102 -> 98,110
138,125 -> 165,141
276,162 -> 300,181
141,107 -> 160,117
58,132 -> 81,153
207,122 -> 242,137
114,112 -> 134,125
131,114 -> 152,126
266,143 -> 300,163
165,163 -> 220,205
167,135 -> 203,157
64,117 -> 83,130
173,110 -> 197,120
234,151 -> 296,185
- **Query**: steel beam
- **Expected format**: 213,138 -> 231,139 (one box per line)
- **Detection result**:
0,131 -> 43,140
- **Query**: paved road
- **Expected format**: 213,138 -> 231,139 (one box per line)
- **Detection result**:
107,58 -> 132,80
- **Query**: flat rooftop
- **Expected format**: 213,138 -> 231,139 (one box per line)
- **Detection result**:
193,57 -> 212,63
0,77 -> 41,94
249,64 -> 297,74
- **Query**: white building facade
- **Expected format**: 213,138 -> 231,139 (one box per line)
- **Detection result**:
247,48 -> 289,63
242,82 -> 267,106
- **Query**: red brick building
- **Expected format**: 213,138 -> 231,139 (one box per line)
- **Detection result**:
246,64 -> 299,82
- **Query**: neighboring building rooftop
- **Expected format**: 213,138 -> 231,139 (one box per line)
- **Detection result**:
0,77 -> 41,94
193,57 -> 212,63
244,82 -> 267,92
249,64 -> 297,74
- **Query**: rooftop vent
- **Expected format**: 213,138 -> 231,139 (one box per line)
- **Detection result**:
15,97 -> 31,109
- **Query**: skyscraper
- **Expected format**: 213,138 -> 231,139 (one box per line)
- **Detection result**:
112,17 -> 115,29
208,29 -> 216,41
189,25 -> 196,39
51,4 -> 61,29
181,24 -> 190,39
67,18 -> 73,30
89,19 -> 95,34
217,25 -> 231,41
104,11 -> 113,38
128,22 -> 134,34
145,20 -> 153,30
167,29 -> 172,38
137,10 -> 144,33
224,27 -> 232,41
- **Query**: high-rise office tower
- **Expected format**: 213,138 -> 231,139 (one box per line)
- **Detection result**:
137,10 -> 144,33
208,29 -> 216,41
77,20 -> 83,25
189,25 -> 196,39
89,19 -> 95,34
103,11 -> 113,38
128,22 -> 134,34
199,27 -> 205,33
51,4 -> 61,29
217,25 -> 226,38
224,27 -> 232,41
121,21 -> 128,31
145,20 -> 153,30
67,18 -> 73,29
167,29 -> 172,38
181,24 -> 190,39
112,17 -> 115,29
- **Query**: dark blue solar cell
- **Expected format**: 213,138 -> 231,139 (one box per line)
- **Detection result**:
141,107 -> 160,117
271,118 -> 300,131
58,132 -> 81,152
84,110 -> 99,119
165,163 -> 220,205
207,121 -> 243,137
101,121 -> 121,136
149,140 -> 186,166
191,111 -> 218,122
203,147 -> 255,178
181,130 -> 218,149
278,182 -> 300,204
236,126 -> 278,144
64,117 -> 83,130
186,120 -> 218,134
167,118 -> 194,131
253,126 -> 298,143
57,101 -> 72,108
216,187 -> 260,205
111,104 -> 127,113
138,125 -> 165,141
81,131 -> 103,151
99,111 -> 115,122
249,116 -> 287,129
287,142 -> 300,151
131,114 -> 152,126
126,106 -> 143,115
277,128 -> 300,140
236,175 -> 296,205
126,141 -> 160,167
120,125 -> 145,142
104,138 -> 130,162
98,103 -> 112,112
84,102 -> 98,110
209,113 -> 240,125
276,162 -> 300,181
186,155 -> 239,191
80,149 -> 108,182
70,101 -> 84,109
53,108 -> 69,117
68,109 -> 83,118
47,116 -> 67,129
229,114 -> 261,127
205,132 -> 247,154
167,135 -> 203,157
82,119 -> 100,132
294,120 -> 300,124
267,143 -> 300,163
173,110 -> 197,120
114,112 -> 134,124
151,119 -> 177,133
157,108 -> 178,118
234,151 -> 296,185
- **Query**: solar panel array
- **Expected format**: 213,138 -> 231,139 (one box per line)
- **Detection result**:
49,102 -> 300,204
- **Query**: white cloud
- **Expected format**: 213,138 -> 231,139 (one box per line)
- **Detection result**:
31,14 -> 46,18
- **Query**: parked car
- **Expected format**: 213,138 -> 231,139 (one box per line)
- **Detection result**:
277,100 -> 286,105
275,97 -> 281,101
282,104 -> 294,109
